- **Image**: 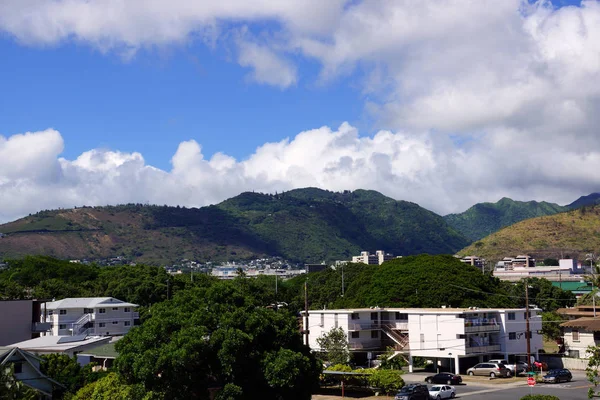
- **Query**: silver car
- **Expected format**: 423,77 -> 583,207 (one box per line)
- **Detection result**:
466,362 -> 510,378
428,385 -> 456,399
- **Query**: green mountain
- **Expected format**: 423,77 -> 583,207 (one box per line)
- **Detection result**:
0,188 -> 469,264
444,198 -> 567,241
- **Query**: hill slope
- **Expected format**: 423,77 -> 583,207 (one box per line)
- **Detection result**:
0,188 -> 469,264
458,205 -> 600,261
444,198 -> 566,241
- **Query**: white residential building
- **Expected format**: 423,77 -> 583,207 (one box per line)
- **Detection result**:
304,307 -> 542,373
493,258 -> 586,282
43,297 -> 138,337
352,250 -> 396,265
560,318 -> 600,359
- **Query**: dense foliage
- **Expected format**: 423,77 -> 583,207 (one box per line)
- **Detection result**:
316,327 -> 351,366
114,278 -> 321,400
444,197 -> 566,242
40,354 -> 108,399
0,188 -> 469,264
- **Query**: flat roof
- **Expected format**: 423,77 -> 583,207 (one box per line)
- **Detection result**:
307,307 -> 535,314
9,335 -> 111,352
78,342 -> 118,359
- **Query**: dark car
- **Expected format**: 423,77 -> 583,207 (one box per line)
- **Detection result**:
394,383 -> 430,400
542,369 -> 572,383
425,373 -> 462,385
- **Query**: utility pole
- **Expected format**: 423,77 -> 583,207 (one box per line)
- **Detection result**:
304,279 -> 309,346
341,264 -> 345,297
525,280 -> 531,370
167,278 -> 170,300
275,270 -> 278,296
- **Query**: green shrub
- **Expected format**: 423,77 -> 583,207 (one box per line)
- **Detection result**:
519,395 -> 560,400
368,369 -> 404,394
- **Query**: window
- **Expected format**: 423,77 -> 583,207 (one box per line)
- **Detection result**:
351,313 -> 359,320
334,313 -> 338,329
84,308 -> 93,314
395,312 -> 408,320
507,312 -> 515,320
48,310 -> 53,316
371,330 -> 378,339
509,332 -> 517,340
320,313 -> 324,327
371,312 -> 378,321
112,307 -> 118,311
525,331 -> 532,339
98,322 -> 106,328
351,331 -> 359,339
112,321 -> 119,325
59,309 -> 67,315
13,363 -> 22,374
573,329 -> 580,342
594,332 -> 600,342
59,324 -> 66,329
99,308 -> 106,314
124,307 -> 131,313
124,321 -> 131,327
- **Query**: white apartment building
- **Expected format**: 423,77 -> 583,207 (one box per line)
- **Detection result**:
352,250 -> 396,265
493,258 -> 586,282
43,297 -> 138,337
305,307 -> 542,373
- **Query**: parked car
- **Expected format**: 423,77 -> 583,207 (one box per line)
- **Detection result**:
488,359 -> 526,376
424,373 -> 462,385
466,362 -> 510,378
542,369 -> 572,384
428,385 -> 456,399
394,383 -> 430,400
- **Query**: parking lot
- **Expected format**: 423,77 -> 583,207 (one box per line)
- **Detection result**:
312,370 -> 593,400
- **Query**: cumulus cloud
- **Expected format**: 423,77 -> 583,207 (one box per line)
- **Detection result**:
2,1 -> 600,220
3,123 -> 600,223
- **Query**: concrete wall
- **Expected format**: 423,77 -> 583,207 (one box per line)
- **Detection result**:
539,354 -> 590,370
408,313 -> 466,357
0,300 -> 33,345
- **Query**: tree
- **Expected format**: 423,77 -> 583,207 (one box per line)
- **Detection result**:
541,312 -> 563,342
115,282 -> 321,400
71,372 -> 151,400
587,345 -> 600,398
316,327 -> 351,366
378,347 -> 407,370
40,353 -> 106,399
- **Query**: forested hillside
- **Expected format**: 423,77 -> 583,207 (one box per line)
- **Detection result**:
0,188 -> 468,264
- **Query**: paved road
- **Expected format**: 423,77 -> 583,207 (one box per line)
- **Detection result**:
402,371 -> 591,400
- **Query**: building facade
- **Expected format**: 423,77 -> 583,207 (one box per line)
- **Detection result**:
0,300 -> 51,345
43,297 -> 138,337
305,307 -> 542,373
351,251 -> 395,265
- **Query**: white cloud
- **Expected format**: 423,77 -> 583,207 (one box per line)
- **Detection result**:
3,123 -> 600,224
3,1 -> 600,220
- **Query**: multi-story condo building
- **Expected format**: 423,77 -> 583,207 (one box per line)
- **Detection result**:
458,256 -> 485,269
43,297 -> 138,337
352,251 -> 396,265
305,306 -> 542,373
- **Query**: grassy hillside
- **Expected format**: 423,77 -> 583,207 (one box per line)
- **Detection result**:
444,198 -> 566,241
0,188 -> 469,264
458,205 -> 600,262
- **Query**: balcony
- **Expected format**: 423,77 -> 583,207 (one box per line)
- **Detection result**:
31,322 -> 52,333
465,324 -> 500,333
349,340 -> 382,350
466,345 -> 501,354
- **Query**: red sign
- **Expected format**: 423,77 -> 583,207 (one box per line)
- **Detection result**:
527,377 -> 536,387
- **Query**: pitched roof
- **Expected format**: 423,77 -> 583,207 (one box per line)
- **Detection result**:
46,297 -> 137,309
561,317 -> 600,332
551,281 -> 593,292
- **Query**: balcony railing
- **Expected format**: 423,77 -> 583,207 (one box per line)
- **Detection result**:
465,324 -> 500,333
31,322 -> 52,333
348,320 -> 408,331
349,340 -> 382,350
466,345 -> 501,354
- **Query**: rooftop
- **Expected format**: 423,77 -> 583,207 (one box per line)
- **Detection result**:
9,335 -> 111,352
307,307 -> 535,314
561,317 -> 600,332
78,342 -> 118,359
46,297 -> 138,309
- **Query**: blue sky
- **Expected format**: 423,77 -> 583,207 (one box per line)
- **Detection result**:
0,0 -> 599,221
0,37 -> 365,169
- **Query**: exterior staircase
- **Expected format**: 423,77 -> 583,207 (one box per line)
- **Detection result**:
381,324 -> 409,350
70,313 -> 94,336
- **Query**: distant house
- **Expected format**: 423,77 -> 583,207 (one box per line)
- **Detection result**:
352,250 -> 396,265
43,297 -> 139,337
560,318 -> 600,359
77,342 -> 118,371
0,346 -> 64,398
